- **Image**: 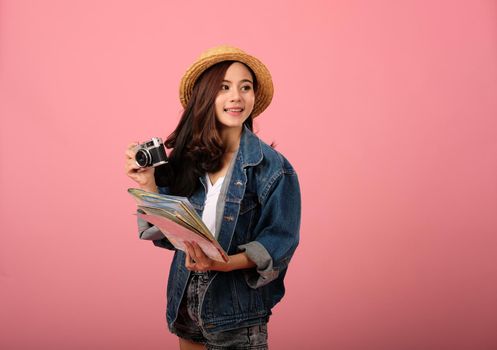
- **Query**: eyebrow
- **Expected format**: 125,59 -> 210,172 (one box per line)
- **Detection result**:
222,79 -> 253,84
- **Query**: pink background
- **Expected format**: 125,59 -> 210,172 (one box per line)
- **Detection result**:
1,1 -> 497,349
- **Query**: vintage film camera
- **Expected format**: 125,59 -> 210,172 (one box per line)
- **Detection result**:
134,137 -> 168,168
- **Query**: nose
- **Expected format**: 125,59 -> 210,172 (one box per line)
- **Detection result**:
229,88 -> 241,102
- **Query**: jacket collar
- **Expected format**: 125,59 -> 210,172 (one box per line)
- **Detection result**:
237,125 -> 263,168
196,125 -> 262,196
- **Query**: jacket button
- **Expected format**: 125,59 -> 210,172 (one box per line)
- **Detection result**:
234,180 -> 243,186
224,216 -> 234,222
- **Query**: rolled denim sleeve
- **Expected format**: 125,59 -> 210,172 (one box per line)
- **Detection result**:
137,211 -> 163,240
137,209 -> 176,250
136,186 -> 176,250
239,169 -> 301,288
237,241 -> 279,288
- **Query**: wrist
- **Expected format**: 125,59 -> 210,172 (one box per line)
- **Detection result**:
140,183 -> 158,193
212,259 -> 232,272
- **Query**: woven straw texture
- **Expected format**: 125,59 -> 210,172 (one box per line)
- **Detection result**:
179,45 -> 274,118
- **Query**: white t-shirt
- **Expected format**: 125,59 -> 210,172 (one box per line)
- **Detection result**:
201,174 -> 225,237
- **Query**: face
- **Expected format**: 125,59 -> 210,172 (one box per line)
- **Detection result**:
214,62 -> 255,131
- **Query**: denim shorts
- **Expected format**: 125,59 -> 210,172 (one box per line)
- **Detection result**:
171,272 -> 268,350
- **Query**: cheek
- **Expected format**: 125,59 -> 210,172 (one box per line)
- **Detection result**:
243,91 -> 255,103
215,96 -> 224,112
247,94 -> 255,108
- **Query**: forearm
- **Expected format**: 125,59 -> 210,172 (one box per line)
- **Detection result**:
212,252 -> 256,272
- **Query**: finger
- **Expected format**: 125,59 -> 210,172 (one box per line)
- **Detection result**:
184,242 -> 197,262
191,242 -> 212,272
127,142 -> 139,151
125,149 -> 136,159
191,241 -> 207,262
125,143 -> 140,159
184,250 -> 194,270
188,241 -> 204,264
125,159 -> 141,174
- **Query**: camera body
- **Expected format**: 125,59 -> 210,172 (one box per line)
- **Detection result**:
134,137 -> 168,168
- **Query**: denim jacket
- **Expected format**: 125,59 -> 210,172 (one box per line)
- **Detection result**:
138,126 -> 301,333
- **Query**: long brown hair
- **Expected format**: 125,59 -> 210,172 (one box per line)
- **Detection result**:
155,61 -> 256,196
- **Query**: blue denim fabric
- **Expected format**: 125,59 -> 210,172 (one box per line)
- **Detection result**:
150,126 -> 301,334
172,272 -> 268,349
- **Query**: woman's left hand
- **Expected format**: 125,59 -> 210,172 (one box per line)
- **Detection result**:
184,241 -> 215,272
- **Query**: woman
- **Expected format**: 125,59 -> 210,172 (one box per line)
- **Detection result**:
125,45 -> 301,350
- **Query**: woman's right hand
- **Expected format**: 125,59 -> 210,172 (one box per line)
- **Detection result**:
125,143 -> 158,193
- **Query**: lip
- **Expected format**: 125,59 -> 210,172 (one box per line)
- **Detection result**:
224,107 -> 244,112
224,107 -> 244,116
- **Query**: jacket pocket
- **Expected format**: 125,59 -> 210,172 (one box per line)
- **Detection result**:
239,192 -> 258,215
233,271 -> 265,313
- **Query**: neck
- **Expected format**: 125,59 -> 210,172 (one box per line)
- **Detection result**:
219,126 -> 243,153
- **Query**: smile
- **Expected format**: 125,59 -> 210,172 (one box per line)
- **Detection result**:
224,108 -> 244,112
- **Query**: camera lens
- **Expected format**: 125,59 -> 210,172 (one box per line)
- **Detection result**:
135,149 -> 151,167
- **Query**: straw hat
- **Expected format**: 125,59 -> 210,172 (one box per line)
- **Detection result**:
179,45 -> 274,118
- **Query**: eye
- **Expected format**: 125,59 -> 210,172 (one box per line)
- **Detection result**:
241,85 -> 252,91
220,84 -> 229,90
